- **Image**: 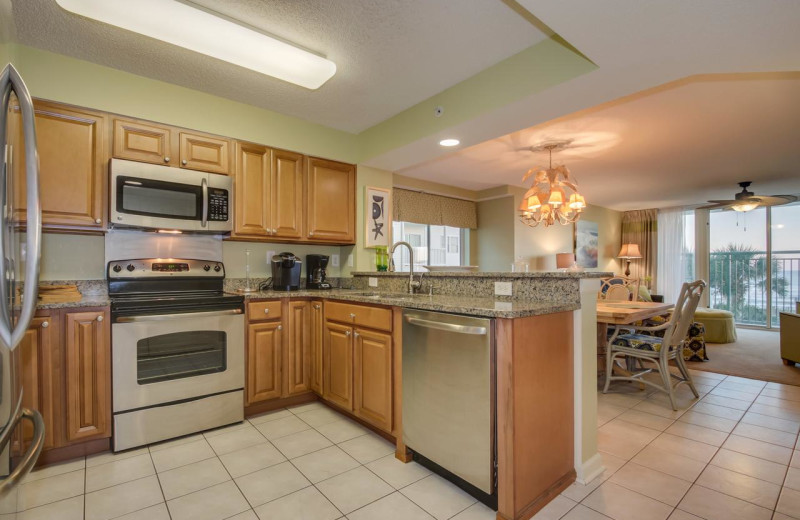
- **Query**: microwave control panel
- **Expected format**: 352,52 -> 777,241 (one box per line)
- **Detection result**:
208,188 -> 229,221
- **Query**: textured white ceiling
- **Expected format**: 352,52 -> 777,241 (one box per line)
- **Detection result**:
398,73 -> 800,211
11,0 -> 548,132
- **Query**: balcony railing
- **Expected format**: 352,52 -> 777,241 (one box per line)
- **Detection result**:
709,250 -> 800,327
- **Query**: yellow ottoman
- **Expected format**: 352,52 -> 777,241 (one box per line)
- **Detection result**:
694,308 -> 737,343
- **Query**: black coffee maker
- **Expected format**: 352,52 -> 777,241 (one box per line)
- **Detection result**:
271,252 -> 301,291
306,254 -> 331,290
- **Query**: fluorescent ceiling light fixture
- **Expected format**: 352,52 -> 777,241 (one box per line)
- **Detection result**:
55,0 -> 337,89
439,139 -> 460,147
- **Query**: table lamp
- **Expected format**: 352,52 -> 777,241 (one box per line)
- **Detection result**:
556,252 -> 575,271
618,243 -> 642,277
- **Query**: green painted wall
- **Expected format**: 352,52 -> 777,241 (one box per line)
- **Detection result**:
358,37 -> 597,161
477,197 -> 516,271
348,165 -> 394,275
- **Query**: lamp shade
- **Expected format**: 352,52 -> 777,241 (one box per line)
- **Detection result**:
556,252 -> 575,269
618,243 -> 642,259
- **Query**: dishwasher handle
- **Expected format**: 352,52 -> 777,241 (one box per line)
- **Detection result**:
404,316 -> 487,335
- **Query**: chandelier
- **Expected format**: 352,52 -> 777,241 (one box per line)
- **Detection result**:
518,142 -> 586,227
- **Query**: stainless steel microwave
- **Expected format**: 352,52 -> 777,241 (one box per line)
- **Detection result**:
110,158 -> 233,233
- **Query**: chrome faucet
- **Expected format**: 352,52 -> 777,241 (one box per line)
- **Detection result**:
389,241 -> 422,294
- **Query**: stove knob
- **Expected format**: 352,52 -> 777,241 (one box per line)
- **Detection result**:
203,265 -> 211,271
112,265 -> 122,273
126,264 -> 135,272
213,265 -> 221,272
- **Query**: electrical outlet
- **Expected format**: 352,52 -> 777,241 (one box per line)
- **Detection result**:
347,254 -> 354,267
369,277 -> 378,287
266,250 -> 276,264
494,281 -> 512,296
331,254 -> 340,267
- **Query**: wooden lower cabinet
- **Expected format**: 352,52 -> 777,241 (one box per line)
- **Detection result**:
310,301 -> 324,395
323,321 -> 354,410
16,315 -> 59,452
286,301 -> 311,396
353,327 -> 393,432
64,309 -> 111,443
246,320 -> 283,404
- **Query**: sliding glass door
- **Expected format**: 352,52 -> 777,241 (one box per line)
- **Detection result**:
770,202 -> 800,326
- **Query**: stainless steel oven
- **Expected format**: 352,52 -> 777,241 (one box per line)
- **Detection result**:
110,158 -> 232,233
109,258 -> 244,451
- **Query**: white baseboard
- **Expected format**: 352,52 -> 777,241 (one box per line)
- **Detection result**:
575,453 -> 605,485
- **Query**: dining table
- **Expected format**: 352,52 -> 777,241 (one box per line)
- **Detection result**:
596,301 -> 674,375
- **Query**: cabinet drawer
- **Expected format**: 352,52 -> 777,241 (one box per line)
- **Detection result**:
325,301 -> 392,332
248,300 -> 282,321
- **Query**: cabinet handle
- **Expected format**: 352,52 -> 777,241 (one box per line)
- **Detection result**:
41,321 -> 48,328
164,156 -> 170,163
182,159 -> 188,165
264,308 -> 270,314
354,331 -> 359,338
96,315 -> 104,322
309,232 -> 314,236
95,218 -> 101,224
349,313 -> 356,319
277,325 -> 282,330
272,228 -> 277,234
345,330 -> 351,336
314,304 -> 320,310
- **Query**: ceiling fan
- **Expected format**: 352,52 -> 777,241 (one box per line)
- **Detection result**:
699,181 -> 798,212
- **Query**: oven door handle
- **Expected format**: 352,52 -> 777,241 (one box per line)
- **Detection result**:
115,308 -> 242,323
201,177 -> 208,228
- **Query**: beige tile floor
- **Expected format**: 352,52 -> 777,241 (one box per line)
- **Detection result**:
2,368 -> 800,520
0,401 -> 495,520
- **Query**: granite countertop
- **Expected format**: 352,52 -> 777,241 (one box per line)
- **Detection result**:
350,270 -> 612,279
231,288 -> 580,319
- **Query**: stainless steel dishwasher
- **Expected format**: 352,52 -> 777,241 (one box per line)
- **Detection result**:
402,309 -> 495,501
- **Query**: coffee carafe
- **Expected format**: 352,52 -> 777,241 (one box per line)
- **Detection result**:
306,254 -> 331,290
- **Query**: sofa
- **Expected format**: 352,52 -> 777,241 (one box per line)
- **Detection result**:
780,312 -> 800,366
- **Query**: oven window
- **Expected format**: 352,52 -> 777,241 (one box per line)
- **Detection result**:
137,330 -> 226,384
118,176 -> 202,220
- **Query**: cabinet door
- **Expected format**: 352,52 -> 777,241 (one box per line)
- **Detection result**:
12,101 -> 106,229
354,328 -> 393,432
247,320 -> 282,404
310,301 -> 324,395
286,301 -> 311,396
323,321 -> 353,410
234,142 -> 271,237
113,118 -> 173,165
180,132 -> 231,175
271,149 -> 304,239
16,316 -> 58,451
64,310 -> 111,442
306,158 -> 355,243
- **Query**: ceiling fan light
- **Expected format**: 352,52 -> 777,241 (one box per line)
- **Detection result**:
732,202 -> 758,212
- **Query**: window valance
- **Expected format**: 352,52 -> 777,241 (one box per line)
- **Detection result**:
392,188 -> 477,229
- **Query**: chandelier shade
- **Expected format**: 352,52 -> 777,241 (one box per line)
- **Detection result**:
518,143 -> 586,228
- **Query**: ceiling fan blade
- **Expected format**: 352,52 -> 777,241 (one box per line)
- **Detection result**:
705,200 -> 739,205
752,195 -> 799,207
697,203 -> 732,210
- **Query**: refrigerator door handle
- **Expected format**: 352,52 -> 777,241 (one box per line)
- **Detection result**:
0,398 -> 44,499
0,64 -> 41,351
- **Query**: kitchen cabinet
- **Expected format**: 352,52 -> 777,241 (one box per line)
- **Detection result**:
323,320 -> 354,410
286,301 -> 311,396
11,100 -> 107,231
306,158 -> 356,243
114,117 -> 232,174
246,320 -> 283,404
64,309 -> 111,443
232,143 -> 303,240
310,300 -> 324,395
16,315 -> 59,452
353,327 -> 393,432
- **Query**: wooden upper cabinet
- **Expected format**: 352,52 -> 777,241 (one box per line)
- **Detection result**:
11,100 -> 107,230
234,142 -> 271,237
306,158 -> 356,244
246,320 -> 282,404
286,301 -> 311,396
113,118 -> 172,165
179,131 -> 231,175
323,320 -> 353,410
64,309 -> 110,443
271,149 -> 304,239
310,301 -> 324,395
16,315 -> 59,452
354,327 -> 393,432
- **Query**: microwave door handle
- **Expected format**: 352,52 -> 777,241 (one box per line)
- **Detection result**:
201,177 -> 208,228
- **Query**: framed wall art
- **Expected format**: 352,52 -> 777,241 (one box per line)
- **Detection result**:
365,186 -> 392,248
574,220 -> 599,268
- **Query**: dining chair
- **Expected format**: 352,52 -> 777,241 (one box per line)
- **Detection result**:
602,280 -> 706,410
599,276 -> 640,302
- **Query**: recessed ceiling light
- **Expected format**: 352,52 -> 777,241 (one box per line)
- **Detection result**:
439,139 -> 460,147
54,0 -> 337,90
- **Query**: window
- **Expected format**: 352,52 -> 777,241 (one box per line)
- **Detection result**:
391,222 -> 466,271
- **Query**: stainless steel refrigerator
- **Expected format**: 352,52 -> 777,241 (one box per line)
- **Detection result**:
0,63 -> 44,499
